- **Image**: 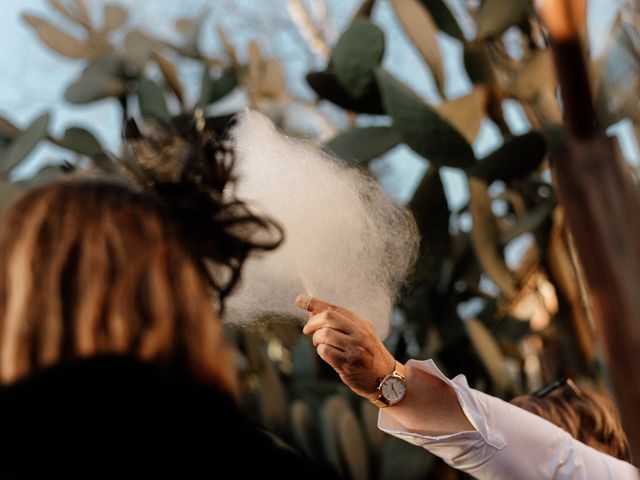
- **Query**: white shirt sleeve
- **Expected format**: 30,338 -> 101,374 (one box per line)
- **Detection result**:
378,359 -> 639,480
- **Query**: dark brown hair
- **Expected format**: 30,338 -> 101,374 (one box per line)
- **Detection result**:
0,179 -> 241,393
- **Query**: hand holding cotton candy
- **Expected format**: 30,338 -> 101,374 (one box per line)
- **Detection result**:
223,111 -> 419,339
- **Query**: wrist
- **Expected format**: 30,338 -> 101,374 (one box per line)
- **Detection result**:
370,360 -> 407,408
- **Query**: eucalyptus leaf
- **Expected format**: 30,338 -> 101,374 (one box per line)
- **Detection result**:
137,79 -> 171,123
468,132 -> 547,183
258,359 -> 290,439
375,68 -> 474,168
201,69 -> 237,105
468,176 -> 516,298
409,166 -> 449,247
306,70 -> 385,114
465,318 -> 510,394
391,0 -> 445,96
336,410 -> 369,480
476,0 -> 531,40
64,54 -> 127,104
104,4 -> 127,32
59,126 -> 103,157
464,41 -> 496,85
290,400 -> 318,461
124,29 -> 155,71
14,164 -> 66,189
71,0 -> 92,29
0,116 -> 21,140
359,400 -> 385,456
152,50 -> 184,103
409,166 -> 450,283
1,113 -> 50,175
502,198 -> 555,243
420,0 -> 464,40
174,16 -> 205,55
217,26 -> 238,65
263,59 -> 287,98
0,180 -> 22,214
324,126 -> 400,165
319,395 -> 351,472
353,0 -> 376,19
507,49 -> 556,100
332,19 -> 385,98
22,14 -> 90,59
436,87 -> 487,143
47,0 -> 92,29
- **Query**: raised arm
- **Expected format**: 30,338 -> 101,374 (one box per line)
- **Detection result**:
297,295 -> 640,480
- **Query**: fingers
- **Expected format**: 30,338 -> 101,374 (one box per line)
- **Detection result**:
316,343 -> 346,372
310,325 -> 353,351
294,294 -> 355,318
303,309 -> 351,335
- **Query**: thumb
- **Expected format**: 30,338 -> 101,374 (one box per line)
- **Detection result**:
295,294 -> 336,314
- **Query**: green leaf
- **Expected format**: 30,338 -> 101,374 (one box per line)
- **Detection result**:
332,19 -> 385,98
306,71 -> 385,114
409,166 -> 449,248
64,55 -> 127,104
137,79 -> 171,123
201,68 -> 237,105
375,68 -> 474,168
391,0 -> 445,96
463,41 -> 495,85
324,126 -> 401,165
103,4 -> 127,32
468,132 -> 547,183
502,198 -> 555,243
476,0 -> 531,40
22,14 -> 90,58
1,113 -> 50,175
59,126 -> 103,157
419,0 -> 464,40
408,166 -> 450,283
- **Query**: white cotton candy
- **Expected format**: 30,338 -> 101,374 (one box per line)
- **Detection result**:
222,110 -> 419,339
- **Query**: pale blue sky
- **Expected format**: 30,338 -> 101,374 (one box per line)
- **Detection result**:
0,0 -> 631,207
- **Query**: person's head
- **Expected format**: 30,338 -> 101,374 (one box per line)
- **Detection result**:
511,379 -> 632,462
0,176 -> 278,397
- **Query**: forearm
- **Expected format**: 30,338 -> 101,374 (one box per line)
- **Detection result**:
378,360 -> 640,480
380,362 -> 475,436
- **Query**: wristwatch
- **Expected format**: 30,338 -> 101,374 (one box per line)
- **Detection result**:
371,361 -> 407,408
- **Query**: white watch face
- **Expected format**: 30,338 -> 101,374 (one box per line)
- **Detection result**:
380,375 -> 406,403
